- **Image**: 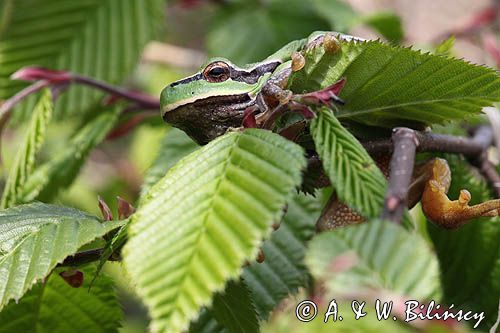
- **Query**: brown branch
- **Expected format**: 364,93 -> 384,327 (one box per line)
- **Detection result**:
72,74 -> 159,109
476,158 -> 500,198
375,126 -> 499,223
467,126 -> 500,198
362,128 -> 492,156
0,68 -> 160,127
0,80 -> 50,121
381,128 -> 419,223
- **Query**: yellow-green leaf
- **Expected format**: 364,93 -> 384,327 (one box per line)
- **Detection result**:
123,129 -> 306,333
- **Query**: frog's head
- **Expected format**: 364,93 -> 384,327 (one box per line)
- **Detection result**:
161,58 -> 280,144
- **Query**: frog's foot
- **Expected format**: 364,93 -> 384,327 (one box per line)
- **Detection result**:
458,189 -> 471,206
428,179 -> 446,193
421,159 -> 500,228
421,164 -> 500,229
294,78 -> 346,107
261,80 -> 293,105
461,199 -> 500,219
423,189 -> 500,228
304,32 -> 342,54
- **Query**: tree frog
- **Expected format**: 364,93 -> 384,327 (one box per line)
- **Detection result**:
160,31 -> 500,230
160,31 -> 358,145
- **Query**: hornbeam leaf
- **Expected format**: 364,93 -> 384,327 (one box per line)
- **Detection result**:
19,106 -> 120,203
123,129 -> 306,333
0,202 -> 123,309
0,0 -> 164,120
306,219 -> 441,300
1,90 -> 53,208
289,39 -> 500,127
0,265 -> 122,333
243,193 -> 321,319
188,193 -> 322,332
211,280 -> 259,333
310,108 -> 387,218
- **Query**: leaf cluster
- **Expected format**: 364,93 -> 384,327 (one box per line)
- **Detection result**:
0,1 -> 499,332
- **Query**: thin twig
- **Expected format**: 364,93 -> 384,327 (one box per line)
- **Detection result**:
467,126 -> 500,198
477,158 -> 500,198
0,70 -> 160,126
0,80 -> 50,120
381,128 -> 419,223
73,75 -> 159,109
362,129 -> 492,156
374,126 -> 500,223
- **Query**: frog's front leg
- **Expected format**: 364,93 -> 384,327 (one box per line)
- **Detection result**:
254,48 -> 345,129
421,158 -> 500,228
255,77 -> 346,130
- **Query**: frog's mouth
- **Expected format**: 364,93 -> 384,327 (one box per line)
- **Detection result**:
163,93 -> 256,145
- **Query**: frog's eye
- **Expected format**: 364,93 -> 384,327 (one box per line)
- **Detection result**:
203,61 -> 230,82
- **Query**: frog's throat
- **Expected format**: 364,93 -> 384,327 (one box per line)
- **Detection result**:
163,93 -> 256,145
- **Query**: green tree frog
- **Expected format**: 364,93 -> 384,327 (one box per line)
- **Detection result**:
160,31 -> 358,144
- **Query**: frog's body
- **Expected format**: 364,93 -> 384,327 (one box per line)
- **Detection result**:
160,31 -> 500,229
161,59 -> 281,144
161,31 -> 361,144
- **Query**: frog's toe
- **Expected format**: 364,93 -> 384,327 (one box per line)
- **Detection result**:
458,189 -> 472,206
428,179 -> 443,193
291,51 -> 305,72
278,89 -> 293,104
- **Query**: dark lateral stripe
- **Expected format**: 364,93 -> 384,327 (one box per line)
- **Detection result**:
169,73 -> 203,87
231,61 -> 281,84
168,60 -> 282,87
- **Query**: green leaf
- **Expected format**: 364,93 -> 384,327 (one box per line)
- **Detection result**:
243,193 -> 321,319
289,40 -> 500,128
0,0 -> 164,119
1,90 -> 53,209
207,0 -> 329,65
123,129 -> 306,333
306,219 -> 441,300
211,280 -> 259,333
189,280 -> 259,333
140,127 -> 198,198
0,202 -> 122,309
187,193 -> 322,332
0,265 -> 122,333
428,155 -> 500,329
20,106 -> 120,203
435,36 -> 456,56
311,0 -> 358,32
188,309 -> 225,333
310,108 -> 387,218
90,222 -> 128,289
362,12 -> 404,44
